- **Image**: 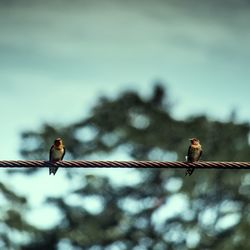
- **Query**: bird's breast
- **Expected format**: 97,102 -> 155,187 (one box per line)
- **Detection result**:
51,148 -> 64,160
192,147 -> 201,160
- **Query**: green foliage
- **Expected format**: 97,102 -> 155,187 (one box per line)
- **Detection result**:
0,181 -> 39,249
10,84 -> 250,249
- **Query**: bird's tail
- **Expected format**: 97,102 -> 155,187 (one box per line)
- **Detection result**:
185,167 -> 194,176
49,166 -> 59,175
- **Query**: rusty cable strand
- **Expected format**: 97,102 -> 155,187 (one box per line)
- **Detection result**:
0,160 -> 250,169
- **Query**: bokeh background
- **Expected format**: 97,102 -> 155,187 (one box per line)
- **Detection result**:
0,0 -> 250,249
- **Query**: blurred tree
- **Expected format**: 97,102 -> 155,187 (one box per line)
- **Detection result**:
0,182 -> 40,249
16,84 -> 250,249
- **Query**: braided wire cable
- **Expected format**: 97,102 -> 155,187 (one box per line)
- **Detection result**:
0,160 -> 250,169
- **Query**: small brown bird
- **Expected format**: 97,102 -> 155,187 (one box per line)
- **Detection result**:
49,138 -> 65,175
185,138 -> 202,176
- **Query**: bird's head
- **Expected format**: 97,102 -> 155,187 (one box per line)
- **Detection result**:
54,138 -> 63,147
190,138 -> 200,145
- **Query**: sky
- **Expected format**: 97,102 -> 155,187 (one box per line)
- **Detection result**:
0,0 -> 250,160
0,0 -> 250,230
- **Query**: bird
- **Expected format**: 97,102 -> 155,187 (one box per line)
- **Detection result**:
49,138 -> 65,175
185,138 -> 202,176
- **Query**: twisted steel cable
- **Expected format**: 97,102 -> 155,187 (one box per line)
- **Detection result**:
0,160 -> 250,169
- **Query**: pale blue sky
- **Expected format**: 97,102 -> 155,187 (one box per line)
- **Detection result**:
0,0 -> 249,230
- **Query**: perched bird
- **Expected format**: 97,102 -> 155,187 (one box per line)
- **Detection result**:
185,138 -> 202,176
49,138 -> 65,175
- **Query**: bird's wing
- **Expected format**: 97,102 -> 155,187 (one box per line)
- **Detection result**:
187,145 -> 196,162
199,149 -> 203,159
187,145 -> 192,157
61,147 -> 66,160
49,145 -> 54,161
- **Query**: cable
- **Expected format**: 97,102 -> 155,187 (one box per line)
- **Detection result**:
0,160 -> 249,169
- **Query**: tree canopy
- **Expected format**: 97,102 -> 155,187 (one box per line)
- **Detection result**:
1,84 -> 250,250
